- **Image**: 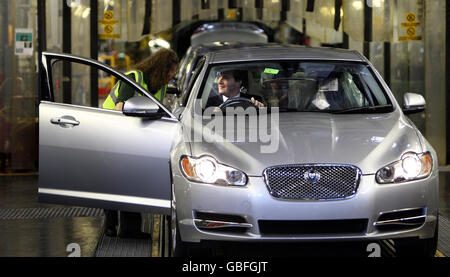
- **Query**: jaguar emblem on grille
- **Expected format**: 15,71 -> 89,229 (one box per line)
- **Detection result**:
304,169 -> 321,184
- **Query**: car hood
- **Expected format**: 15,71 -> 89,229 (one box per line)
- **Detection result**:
185,112 -> 423,176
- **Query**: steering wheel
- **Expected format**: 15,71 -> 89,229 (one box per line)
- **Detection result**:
218,97 -> 256,113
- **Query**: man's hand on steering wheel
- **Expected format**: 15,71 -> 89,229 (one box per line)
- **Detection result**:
217,97 -> 265,113
251,97 -> 264,108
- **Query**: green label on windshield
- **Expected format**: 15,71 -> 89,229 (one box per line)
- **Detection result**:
264,68 -> 279,75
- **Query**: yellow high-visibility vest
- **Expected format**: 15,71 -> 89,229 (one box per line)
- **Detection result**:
102,70 -> 166,110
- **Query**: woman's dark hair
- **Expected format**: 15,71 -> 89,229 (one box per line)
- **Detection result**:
134,48 -> 179,91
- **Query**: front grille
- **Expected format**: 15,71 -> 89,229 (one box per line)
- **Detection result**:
263,164 -> 361,200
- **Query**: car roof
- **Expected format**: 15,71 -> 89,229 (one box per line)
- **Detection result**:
191,42 -> 270,56
194,22 -> 265,32
207,44 -> 366,63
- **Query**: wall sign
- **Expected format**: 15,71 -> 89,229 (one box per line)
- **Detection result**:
399,12 -> 422,41
99,10 -> 121,39
15,29 -> 33,56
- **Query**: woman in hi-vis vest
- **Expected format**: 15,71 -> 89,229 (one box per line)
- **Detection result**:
103,48 -> 179,239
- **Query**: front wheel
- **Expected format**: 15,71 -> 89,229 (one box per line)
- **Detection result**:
169,213 -> 188,257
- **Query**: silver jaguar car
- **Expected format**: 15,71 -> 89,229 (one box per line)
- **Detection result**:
38,45 -> 439,257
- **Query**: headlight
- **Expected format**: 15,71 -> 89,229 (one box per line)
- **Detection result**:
375,152 -> 433,184
180,155 -> 248,186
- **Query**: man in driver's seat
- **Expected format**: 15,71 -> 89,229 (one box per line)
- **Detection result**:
205,70 -> 264,109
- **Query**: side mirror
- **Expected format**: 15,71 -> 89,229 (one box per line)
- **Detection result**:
123,96 -> 162,119
166,80 -> 181,96
402,93 -> 426,115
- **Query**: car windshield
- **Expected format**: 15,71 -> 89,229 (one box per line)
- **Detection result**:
199,61 -> 393,113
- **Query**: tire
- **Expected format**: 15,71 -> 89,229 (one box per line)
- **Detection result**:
169,213 -> 189,257
394,218 -> 438,257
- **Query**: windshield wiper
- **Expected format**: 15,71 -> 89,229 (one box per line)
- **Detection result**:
331,104 -> 394,114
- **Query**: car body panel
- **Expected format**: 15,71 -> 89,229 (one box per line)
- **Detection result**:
209,45 -> 365,64
38,53 -> 179,214
186,110 -> 423,176
39,102 -> 179,214
173,172 -> 439,243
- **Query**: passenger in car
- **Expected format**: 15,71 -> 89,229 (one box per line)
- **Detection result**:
260,71 -> 288,108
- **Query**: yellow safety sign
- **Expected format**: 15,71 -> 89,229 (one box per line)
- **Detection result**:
227,9 -> 237,20
100,11 -> 119,25
99,10 -> 120,39
401,13 -> 420,28
104,11 -> 114,21
104,25 -> 113,34
406,27 -> 416,37
406,13 -> 415,22
399,13 -> 421,41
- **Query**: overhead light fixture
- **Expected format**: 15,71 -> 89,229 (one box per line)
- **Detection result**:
352,0 -> 363,10
67,0 -> 81,8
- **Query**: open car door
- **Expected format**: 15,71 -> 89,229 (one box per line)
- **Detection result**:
38,52 -> 179,215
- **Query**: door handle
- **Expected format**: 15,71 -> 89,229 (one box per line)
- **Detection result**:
50,116 -> 80,127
